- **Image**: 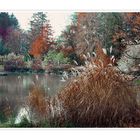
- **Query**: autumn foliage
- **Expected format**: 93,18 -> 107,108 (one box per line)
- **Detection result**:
59,46 -> 74,57
29,35 -> 46,57
113,13 -> 140,46
125,13 -> 140,33
29,24 -> 54,58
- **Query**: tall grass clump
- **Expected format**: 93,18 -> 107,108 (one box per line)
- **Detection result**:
57,64 -> 140,127
27,46 -> 140,127
27,86 -> 49,124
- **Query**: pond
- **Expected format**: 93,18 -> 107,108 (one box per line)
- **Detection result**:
0,73 -> 68,123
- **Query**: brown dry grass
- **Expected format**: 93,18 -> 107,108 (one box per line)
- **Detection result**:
27,63 -> 140,127
27,46 -> 140,127
27,86 -> 49,122
57,64 -> 140,127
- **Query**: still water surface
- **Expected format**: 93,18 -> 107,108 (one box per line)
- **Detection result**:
0,73 -> 67,122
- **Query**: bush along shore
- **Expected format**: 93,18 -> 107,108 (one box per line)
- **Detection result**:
0,53 -> 75,75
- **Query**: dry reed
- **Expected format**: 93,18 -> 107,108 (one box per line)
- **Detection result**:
27,63 -> 140,127
27,46 -> 140,127
27,86 -> 49,123
57,64 -> 140,127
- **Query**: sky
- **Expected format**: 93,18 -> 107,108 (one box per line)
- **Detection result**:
10,11 -> 73,37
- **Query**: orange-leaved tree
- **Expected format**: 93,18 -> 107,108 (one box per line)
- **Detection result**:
29,35 -> 45,57
29,25 -> 54,58
29,12 -> 54,58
